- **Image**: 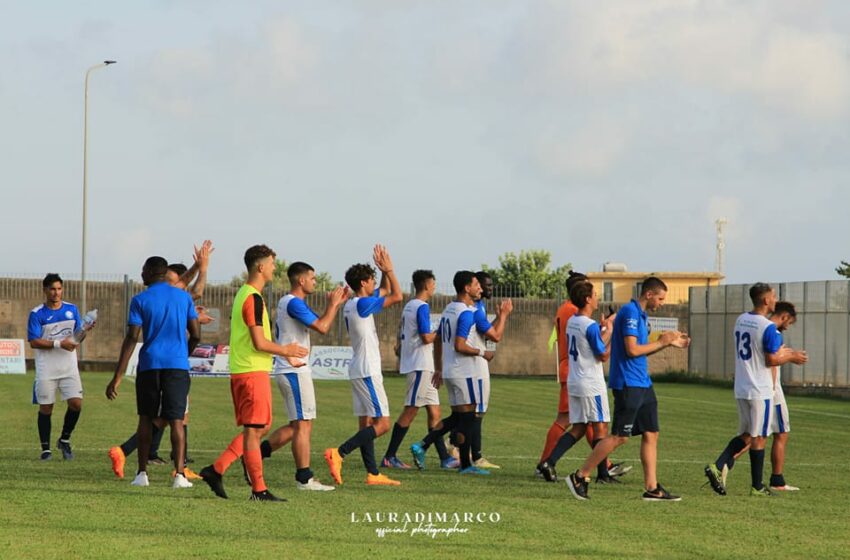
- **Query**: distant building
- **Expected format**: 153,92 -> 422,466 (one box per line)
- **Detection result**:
587,264 -> 723,303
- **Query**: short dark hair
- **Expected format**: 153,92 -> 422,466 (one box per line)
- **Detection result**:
42,273 -> 62,288
144,256 -> 169,276
773,300 -> 796,318
569,281 -> 594,308
566,270 -> 587,292
412,269 -> 435,292
475,271 -> 492,283
749,282 -> 773,306
453,271 -> 476,294
641,276 -> 668,296
244,245 -> 276,271
167,263 -> 188,276
287,261 -> 314,284
345,263 -> 376,291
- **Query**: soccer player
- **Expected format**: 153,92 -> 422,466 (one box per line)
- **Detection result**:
324,245 -> 404,487
28,273 -> 96,460
198,244 -> 308,501
566,277 -> 689,501
410,271 -> 510,475
258,261 -> 347,491
380,270 -> 458,470
106,257 -> 200,489
537,281 -> 617,483
704,288 -> 807,497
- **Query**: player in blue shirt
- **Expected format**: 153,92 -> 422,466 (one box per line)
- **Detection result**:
567,277 -> 689,501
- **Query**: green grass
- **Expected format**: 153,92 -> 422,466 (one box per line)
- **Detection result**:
1,373 -> 848,559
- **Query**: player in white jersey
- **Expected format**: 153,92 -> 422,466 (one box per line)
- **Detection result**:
537,281 -> 617,483
28,273 -> 96,460
324,245 -> 404,486
251,261 -> 347,491
705,284 -> 807,497
380,270 -> 459,470
410,271 -> 510,475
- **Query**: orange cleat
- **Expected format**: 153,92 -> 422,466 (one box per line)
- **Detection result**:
108,446 -> 126,479
172,467 -> 203,481
366,473 -> 401,486
324,448 -> 344,485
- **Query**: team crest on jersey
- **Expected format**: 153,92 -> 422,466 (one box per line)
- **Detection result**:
626,318 -> 638,330
65,310 -> 74,319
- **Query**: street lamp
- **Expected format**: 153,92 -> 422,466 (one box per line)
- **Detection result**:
81,60 -> 116,358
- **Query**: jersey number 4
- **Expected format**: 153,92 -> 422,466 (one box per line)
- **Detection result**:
569,335 -> 578,362
735,330 -> 752,361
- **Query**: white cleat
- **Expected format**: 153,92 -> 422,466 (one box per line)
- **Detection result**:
474,457 -> 501,469
769,484 -> 800,492
172,473 -> 193,489
297,477 -> 335,491
131,472 -> 150,487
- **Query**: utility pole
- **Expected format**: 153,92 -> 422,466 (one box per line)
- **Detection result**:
715,218 -> 728,275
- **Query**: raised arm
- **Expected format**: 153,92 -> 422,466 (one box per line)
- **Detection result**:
309,285 -> 349,335
373,245 -> 403,307
482,299 -> 513,343
188,240 -> 213,300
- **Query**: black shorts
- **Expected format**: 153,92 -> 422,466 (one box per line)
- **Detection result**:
611,386 -> 659,437
135,369 -> 190,421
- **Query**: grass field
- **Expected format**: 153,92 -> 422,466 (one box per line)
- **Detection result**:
1,373 -> 848,559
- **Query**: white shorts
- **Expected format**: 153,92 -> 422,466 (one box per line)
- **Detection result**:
275,371 -> 317,421
770,397 -> 790,434
403,371 -> 439,407
737,398 -> 772,438
351,376 -> 390,418
568,394 -> 610,424
444,376 -> 489,413
33,375 -> 83,405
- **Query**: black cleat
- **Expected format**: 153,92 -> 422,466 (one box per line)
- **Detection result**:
200,465 -> 229,499
147,454 -> 167,466
566,471 -> 590,501
703,464 -> 727,496
40,450 -> 52,461
595,474 -> 623,484
642,483 -> 682,502
536,461 -> 558,482
250,490 -> 286,502
57,439 -> 74,460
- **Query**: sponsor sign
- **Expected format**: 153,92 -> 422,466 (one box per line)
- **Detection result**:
0,339 -> 26,374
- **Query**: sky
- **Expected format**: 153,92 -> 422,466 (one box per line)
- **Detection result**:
2,0 -> 849,285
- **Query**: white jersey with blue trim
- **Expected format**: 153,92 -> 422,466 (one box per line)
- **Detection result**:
566,315 -> 607,397
733,312 -> 781,399
439,301 -> 480,380
27,302 -> 82,380
399,299 -> 434,374
273,293 -> 318,375
343,292 -> 385,380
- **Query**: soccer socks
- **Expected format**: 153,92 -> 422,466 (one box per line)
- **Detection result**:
244,448 -> 266,492
60,408 -> 80,441
749,448 -> 766,490
539,422 -> 567,463
37,412 -> 51,451
433,431 -> 449,461
384,423 -> 409,459
769,473 -> 786,487
360,439 -> 380,476
471,416 -> 483,462
338,426 -> 377,458
546,433 -> 578,466
592,439 -> 610,478
260,439 -> 273,459
422,413 -> 458,449
213,433 -> 244,475
295,467 -> 313,484
457,412 -> 476,469
715,436 -> 747,471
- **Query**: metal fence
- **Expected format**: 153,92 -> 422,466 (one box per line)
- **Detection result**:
688,281 -> 850,388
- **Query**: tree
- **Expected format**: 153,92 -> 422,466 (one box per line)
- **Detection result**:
836,261 -> 850,278
481,250 -> 572,298
230,259 -> 337,291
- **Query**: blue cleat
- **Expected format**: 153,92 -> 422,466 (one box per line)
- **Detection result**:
440,457 -> 460,469
381,456 -> 412,469
458,466 -> 490,475
411,443 -> 426,471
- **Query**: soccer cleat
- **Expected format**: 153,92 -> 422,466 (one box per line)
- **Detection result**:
147,454 -> 167,466
297,477 -> 335,491
324,448 -> 344,485
172,473 -> 193,489
536,461 -> 558,482
199,465 -> 229,499
250,489 -> 286,502
608,462 -> 633,477
769,484 -> 800,492
567,471 -> 590,501
381,456 -> 412,469
720,464 -> 729,487
642,484 -> 682,502
172,468 -> 202,481
473,457 -> 501,469
534,466 -> 544,478
40,450 -> 52,461
595,474 -> 623,484
366,473 -> 401,486
458,466 -> 490,475
704,464 -> 727,496
57,439 -> 74,460
108,446 -> 126,479
447,444 -> 460,460
410,442 -> 426,470
750,486 -> 772,497
131,471 -> 150,487
440,457 -> 460,469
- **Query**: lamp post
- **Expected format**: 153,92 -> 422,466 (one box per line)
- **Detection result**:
81,60 -> 116,358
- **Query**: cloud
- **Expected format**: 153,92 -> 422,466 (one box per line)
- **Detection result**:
535,117 -> 630,179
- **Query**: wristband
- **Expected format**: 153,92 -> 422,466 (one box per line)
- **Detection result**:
53,339 -> 61,349
478,348 -> 485,357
